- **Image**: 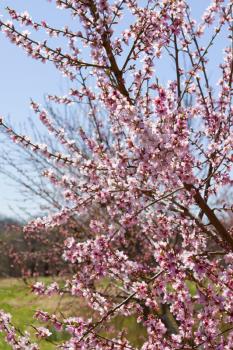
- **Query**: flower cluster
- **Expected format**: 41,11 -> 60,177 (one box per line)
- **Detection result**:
0,0 -> 233,349
0,311 -> 38,350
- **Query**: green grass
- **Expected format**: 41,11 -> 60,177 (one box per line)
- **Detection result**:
0,278 -> 147,349
0,278 -> 68,349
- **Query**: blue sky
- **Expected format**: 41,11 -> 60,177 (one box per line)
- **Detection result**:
0,0 -> 71,218
0,0 -> 70,122
0,0 -> 229,218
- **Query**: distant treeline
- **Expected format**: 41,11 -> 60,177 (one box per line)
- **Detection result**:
0,217 -> 70,277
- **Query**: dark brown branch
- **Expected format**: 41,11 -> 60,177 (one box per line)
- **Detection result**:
174,32 -> 181,101
184,183 -> 233,250
88,0 -> 131,102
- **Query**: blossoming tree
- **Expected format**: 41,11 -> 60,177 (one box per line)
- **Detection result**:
0,0 -> 233,349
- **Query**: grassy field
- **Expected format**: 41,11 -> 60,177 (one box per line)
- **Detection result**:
0,278 -> 146,349
0,278 -> 72,349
